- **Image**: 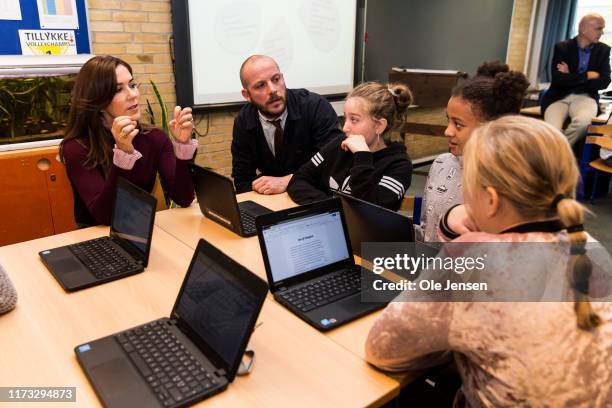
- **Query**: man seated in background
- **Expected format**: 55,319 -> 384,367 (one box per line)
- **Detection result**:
541,13 -> 611,146
231,55 -> 343,194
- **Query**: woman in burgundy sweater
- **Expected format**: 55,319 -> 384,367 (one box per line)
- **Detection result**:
60,55 -> 196,227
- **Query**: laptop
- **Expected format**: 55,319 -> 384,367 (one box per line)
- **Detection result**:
255,197 -> 390,331
39,177 -> 157,292
188,163 -> 272,237
75,238 -> 268,408
335,191 -> 415,259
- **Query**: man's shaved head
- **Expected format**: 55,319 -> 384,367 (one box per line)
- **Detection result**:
579,13 -> 604,30
578,13 -> 606,45
239,55 -> 280,88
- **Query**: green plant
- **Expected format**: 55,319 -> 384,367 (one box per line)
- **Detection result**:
146,80 -> 199,141
145,99 -> 155,126
146,80 -> 173,208
148,80 -> 169,135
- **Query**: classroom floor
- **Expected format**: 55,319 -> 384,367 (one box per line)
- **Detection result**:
583,189 -> 612,253
407,168 -> 612,253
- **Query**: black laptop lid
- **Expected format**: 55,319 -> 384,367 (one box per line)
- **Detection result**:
188,163 -> 243,232
109,177 -> 157,266
171,239 -> 267,382
335,191 -> 414,259
256,198 -> 354,289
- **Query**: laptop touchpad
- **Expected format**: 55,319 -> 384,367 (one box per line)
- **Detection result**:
56,257 -> 85,274
91,358 -> 143,402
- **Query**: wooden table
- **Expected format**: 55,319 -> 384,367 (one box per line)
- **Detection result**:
155,192 -> 424,386
155,192 -> 295,280
0,224 -> 398,407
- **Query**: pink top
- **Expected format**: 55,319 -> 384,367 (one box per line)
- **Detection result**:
366,230 -> 612,407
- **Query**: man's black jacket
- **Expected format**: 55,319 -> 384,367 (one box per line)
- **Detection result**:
541,37 -> 611,114
231,88 -> 343,193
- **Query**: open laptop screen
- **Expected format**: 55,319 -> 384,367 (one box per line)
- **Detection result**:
110,180 -> 154,259
174,245 -> 262,375
261,210 -> 350,282
336,192 -> 415,259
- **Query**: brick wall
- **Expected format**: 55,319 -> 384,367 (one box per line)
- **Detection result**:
88,0 -> 234,176
194,112 -> 235,176
506,0 -> 535,73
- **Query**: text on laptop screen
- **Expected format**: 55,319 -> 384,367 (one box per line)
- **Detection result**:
175,249 -> 260,369
112,185 -> 153,257
261,211 -> 350,282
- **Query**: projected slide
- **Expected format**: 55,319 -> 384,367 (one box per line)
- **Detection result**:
298,0 -> 341,52
259,19 -> 294,74
187,0 -> 356,106
213,2 -> 261,54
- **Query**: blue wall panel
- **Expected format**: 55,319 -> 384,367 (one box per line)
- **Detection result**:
0,0 -> 90,55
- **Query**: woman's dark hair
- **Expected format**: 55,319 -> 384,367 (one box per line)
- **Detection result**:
451,60 -> 530,121
59,55 -> 138,171
476,60 -> 510,77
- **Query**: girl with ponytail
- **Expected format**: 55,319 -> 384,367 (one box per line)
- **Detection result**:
288,81 -> 413,210
366,116 -> 611,407
417,60 -> 529,242
460,116 -> 606,331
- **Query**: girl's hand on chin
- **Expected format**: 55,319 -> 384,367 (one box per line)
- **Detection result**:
341,134 -> 370,153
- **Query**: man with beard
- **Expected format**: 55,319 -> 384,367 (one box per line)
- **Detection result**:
231,55 -> 343,194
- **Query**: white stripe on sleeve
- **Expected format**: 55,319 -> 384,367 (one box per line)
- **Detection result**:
378,179 -> 403,199
310,152 -> 324,167
381,176 -> 405,195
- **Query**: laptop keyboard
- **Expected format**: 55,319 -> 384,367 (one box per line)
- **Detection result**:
116,320 -> 219,407
239,209 -> 256,235
69,237 -> 140,279
279,267 -> 361,312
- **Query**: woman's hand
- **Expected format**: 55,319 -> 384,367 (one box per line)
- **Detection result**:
341,134 -> 370,153
111,116 -> 139,153
169,106 -> 194,144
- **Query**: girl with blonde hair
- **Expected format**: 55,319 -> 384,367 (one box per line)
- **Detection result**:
288,81 -> 413,211
366,116 -> 612,407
